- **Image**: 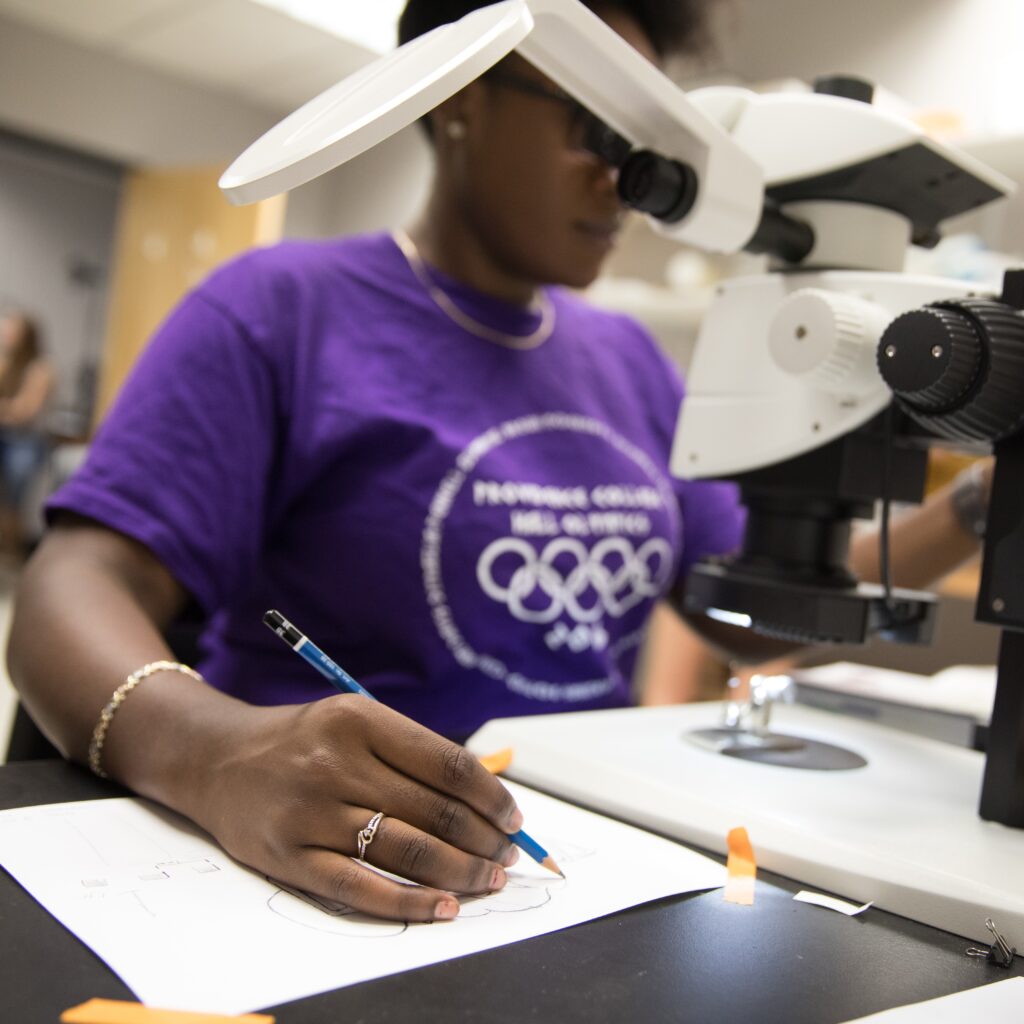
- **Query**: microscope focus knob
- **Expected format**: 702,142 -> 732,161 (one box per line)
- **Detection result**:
877,306 -> 982,412
878,296 -> 1024,443
768,288 -> 889,394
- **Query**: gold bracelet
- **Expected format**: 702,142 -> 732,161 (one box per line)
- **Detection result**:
88,660 -> 204,779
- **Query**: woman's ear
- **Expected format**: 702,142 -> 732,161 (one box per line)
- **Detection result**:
433,80 -> 487,146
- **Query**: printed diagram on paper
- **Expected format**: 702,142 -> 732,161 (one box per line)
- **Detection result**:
0,785 -> 723,1015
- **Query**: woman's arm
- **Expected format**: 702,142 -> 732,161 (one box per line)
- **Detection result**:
9,516 -> 523,922
850,459 -> 991,588
9,515 -> 188,763
639,602 -> 729,705
0,360 -> 54,426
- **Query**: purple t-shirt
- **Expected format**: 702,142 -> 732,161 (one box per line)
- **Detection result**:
50,233 -> 743,738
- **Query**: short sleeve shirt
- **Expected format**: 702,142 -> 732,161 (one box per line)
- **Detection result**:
49,233 -> 743,738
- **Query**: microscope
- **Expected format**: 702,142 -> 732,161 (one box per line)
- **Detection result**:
626,80 -> 1024,825
219,0 -> 1022,824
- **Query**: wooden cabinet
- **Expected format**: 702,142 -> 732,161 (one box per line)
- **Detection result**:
95,165 -> 285,424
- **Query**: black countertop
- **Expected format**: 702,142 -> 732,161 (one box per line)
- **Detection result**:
1,760 -> 1020,1023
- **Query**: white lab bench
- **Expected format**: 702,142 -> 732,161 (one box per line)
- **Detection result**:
791,661 -> 995,749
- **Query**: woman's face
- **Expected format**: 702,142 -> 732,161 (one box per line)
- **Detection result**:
442,10 -> 660,290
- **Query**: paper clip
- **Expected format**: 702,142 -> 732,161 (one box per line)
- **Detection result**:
966,918 -> 1017,967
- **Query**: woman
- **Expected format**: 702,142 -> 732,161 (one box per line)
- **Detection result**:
6,0 -> 988,922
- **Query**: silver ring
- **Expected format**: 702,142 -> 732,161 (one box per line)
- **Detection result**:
357,811 -> 385,860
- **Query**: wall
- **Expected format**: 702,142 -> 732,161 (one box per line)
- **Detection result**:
0,8 -> 431,243
0,11 -> 276,435
0,131 -> 123,436
95,167 -> 286,423
698,0 -> 1023,138
0,13 -> 279,168
282,124 -> 432,240
0,10 -> 434,436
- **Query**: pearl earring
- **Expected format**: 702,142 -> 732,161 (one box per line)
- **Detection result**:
445,120 -> 467,141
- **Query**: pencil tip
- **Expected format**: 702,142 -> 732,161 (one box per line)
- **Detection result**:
541,856 -> 564,878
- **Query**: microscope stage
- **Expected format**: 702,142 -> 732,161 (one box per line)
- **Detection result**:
468,702 -> 1024,945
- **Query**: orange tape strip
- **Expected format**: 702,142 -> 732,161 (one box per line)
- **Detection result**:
61,998 -> 274,1024
723,826 -> 756,906
478,747 -> 514,775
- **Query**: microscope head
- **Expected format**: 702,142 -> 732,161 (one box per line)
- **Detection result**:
655,81 -> 1016,652
638,76 -> 1010,270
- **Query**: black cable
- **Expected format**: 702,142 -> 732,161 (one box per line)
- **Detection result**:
878,404 -> 896,612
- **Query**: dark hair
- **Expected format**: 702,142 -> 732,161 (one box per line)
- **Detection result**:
6,314 -> 42,362
398,0 -> 712,60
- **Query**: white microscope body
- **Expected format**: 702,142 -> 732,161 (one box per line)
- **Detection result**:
665,85 -> 1010,479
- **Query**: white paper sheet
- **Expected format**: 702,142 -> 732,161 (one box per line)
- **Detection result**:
0,782 -> 724,1015
839,977 -> 1024,1022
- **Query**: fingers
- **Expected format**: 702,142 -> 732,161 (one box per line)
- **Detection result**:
298,846 -> 462,923
210,699 -> 529,922
363,705 -> 523,833
347,771 -> 520,867
347,808 -> 510,895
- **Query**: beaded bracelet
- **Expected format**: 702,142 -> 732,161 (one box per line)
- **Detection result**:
88,660 -> 204,779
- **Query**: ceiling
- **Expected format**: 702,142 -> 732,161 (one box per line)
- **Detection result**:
0,0 -> 385,114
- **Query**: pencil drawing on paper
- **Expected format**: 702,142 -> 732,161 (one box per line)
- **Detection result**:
267,883 -> 409,937
266,838 -> 596,933
456,838 -> 593,918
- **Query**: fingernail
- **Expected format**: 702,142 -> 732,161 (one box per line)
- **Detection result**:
435,899 -> 459,920
502,845 -> 520,867
490,865 -> 506,890
507,808 -> 524,832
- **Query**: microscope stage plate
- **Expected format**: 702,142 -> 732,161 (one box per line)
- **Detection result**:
468,702 -> 1024,945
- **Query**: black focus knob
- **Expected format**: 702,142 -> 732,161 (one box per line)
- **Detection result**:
617,151 -> 698,223
878,296 -> 1024,443
878,307 -> 983,412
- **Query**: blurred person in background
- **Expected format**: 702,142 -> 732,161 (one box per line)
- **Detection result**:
0,311 -> 54,558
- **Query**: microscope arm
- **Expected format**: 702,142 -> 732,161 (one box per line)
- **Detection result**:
977,438 -> 1024,824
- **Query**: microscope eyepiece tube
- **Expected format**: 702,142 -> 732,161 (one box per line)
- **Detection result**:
744,205 -> 816,264
617,150 -> 698,223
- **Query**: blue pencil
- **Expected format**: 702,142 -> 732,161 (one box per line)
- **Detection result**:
264,609 -> 375,698
262,609 -> 563,877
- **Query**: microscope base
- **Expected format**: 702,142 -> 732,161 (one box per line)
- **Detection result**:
468,702 -> 1024,946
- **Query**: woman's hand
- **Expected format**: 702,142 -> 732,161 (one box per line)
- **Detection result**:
188,695 -> 523,922
10,519 -> 522,923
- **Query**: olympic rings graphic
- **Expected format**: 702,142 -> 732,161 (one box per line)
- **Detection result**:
476,535 -> 674,624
